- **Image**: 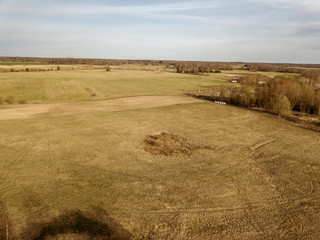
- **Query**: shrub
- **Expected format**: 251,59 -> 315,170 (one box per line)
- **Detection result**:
273,95 -> 291,116
0,97 -> 3,105
26,68 -> 29,72
5,95 -> 15,104
18,99 -> 27,104
106,66 -> 111,71
57,66 -> 60,71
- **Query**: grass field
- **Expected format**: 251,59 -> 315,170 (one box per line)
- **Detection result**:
0,69 -> 319,239
0,70 -> 227,103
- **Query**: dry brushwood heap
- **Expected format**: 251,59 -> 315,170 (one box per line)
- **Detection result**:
143,132 -> 213,156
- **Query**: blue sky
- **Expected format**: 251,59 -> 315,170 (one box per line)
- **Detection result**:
1,0 -> 320,63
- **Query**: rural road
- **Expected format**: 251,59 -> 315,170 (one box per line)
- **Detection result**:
0,96 -> 203,120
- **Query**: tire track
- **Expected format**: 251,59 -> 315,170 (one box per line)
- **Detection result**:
305,156 -> 320,191
247,140 -> 318,237
0,118 -> 53,184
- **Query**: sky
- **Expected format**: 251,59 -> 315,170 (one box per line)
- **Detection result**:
0,0 -> 320,63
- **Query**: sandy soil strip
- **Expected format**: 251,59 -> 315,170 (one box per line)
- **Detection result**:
0,96 -> 203,120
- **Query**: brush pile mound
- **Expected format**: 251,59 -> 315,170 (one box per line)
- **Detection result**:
143,132 -> 213,156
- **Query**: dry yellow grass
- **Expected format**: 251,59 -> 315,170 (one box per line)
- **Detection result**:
0,69 -> 319,239
0,96 -> 202,120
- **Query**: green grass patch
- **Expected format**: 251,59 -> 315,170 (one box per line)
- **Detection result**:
0,70 -> 225,103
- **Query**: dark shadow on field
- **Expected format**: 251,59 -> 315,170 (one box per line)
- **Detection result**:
21,207 -> 131,240
26,208 -> 132,240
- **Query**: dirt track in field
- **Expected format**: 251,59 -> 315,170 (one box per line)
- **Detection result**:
0,96 -> 203,120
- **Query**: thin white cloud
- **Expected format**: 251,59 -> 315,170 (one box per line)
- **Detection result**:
251,0 -> 320,12
0,1 -> 225,23
0,1 -> 223,15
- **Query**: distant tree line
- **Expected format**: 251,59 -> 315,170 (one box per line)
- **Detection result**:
0,57 -> 164,66
0,57 -> 237,70
245,63 -> 320,83
176,63 -> 232,74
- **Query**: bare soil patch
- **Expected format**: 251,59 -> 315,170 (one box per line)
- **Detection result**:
143,132 -> 213,156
